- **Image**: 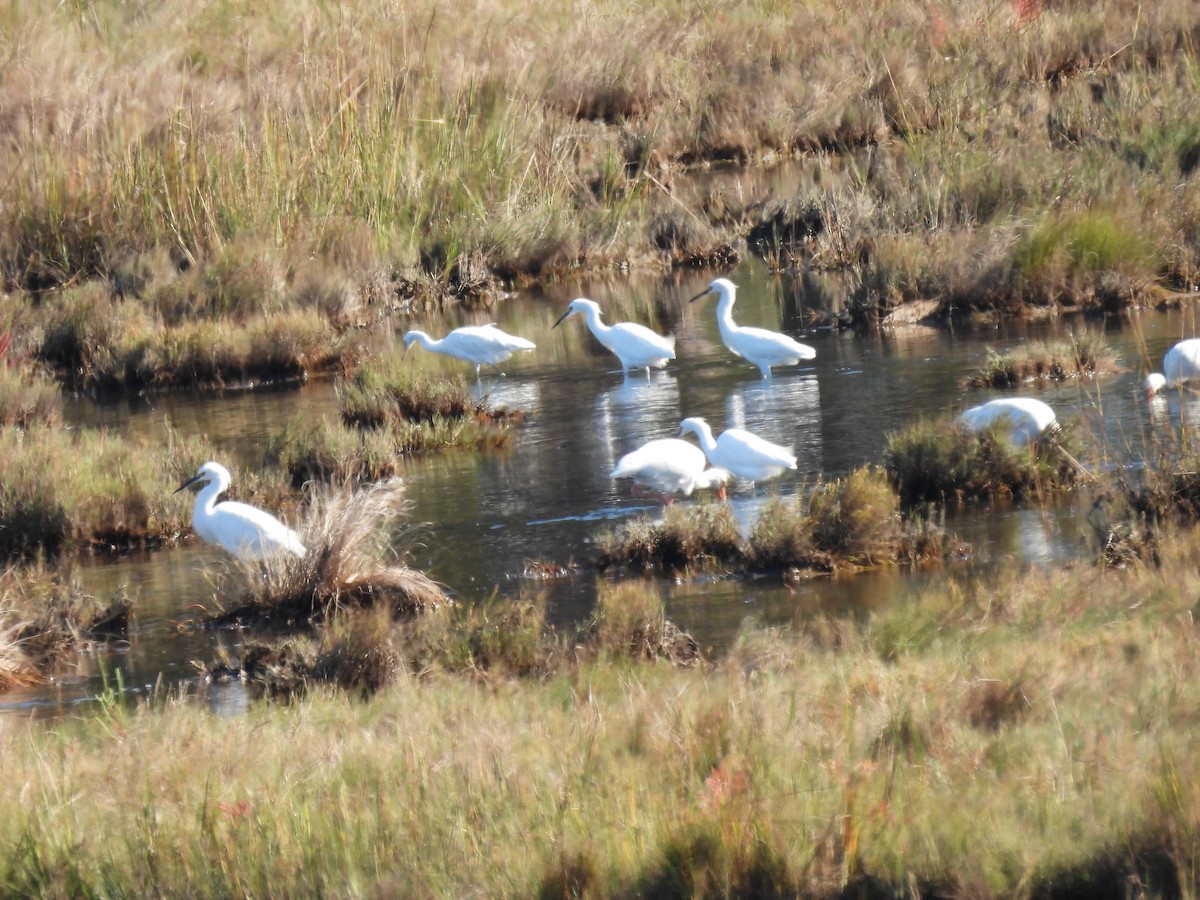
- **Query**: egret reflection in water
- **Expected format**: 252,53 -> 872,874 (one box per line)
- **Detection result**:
469,377 -> 541,411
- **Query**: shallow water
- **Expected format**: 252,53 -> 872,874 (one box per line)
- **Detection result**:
4,256 -> 1196,719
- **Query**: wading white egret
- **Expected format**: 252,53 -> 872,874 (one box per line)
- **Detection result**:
610,438 -> 731,504
402,324 -> 536,376
688,277 -> 815,379
175,462 -> 307,559
958,398 -> 1058,445
1144,338 -> 1200,396
679,416 -> 798,483
552,298 -> 676,376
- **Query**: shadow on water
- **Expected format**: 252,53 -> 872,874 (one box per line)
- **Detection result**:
7,257 -> 1200,719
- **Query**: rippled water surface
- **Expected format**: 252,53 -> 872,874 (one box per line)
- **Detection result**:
5,257 -> 1198,719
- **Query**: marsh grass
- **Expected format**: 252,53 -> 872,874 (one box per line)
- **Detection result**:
204,573 -> 698,695
0,426 -> 211,557
8,534 -> 1200,895
0,363 -> 61,429
35,284 -> 346,391
0,565 -> 131,691
964,331 -> 1122,389
601,469 -> 963,575
268,364 -> 521,483
1,0 -> 1198,348
886,417 -> 1083,506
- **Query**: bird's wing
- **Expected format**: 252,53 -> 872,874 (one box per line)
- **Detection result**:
612,322 -> 676,356
721,430 -> 797,467
737,326 -> 816,361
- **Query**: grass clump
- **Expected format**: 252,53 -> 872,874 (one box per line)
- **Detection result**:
0,362 -> 61,429
0,565 -> 131,692
206,479 -> 444,629
885,417 -> 1082,506
601,469 -> 964,575
964,331 -> 1121,389
267,363 -> 522,484
0,427 -> 208,557
204,577 -> 700,696
597,502 -> 745,573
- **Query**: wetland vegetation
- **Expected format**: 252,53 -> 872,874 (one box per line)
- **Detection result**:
5,0 -> 1200,894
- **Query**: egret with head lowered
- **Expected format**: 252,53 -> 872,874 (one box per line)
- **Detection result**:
175,461 -> 307,560
402,324 -> 536,377
679,416 -> 797,484
958,397 -> 1058,445
552,298 -> 676,376
689,277 -> 815,379
610,438 -> 730,504
1144,338 -> 1200,397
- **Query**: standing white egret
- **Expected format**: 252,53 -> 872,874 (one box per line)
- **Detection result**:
402,324 -> 536,376
610,438 -> 730,504
688,277 -> 815,379
1144,338 -> 1200,396
678,416 -> 798,483
175,462 -> 307,559
958,398 -> 1058,445
552,298 -> 676,376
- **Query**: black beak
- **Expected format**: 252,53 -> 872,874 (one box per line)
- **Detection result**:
552,308 -> 573,329
174,473 -> 203,495
687,286 -> 714,304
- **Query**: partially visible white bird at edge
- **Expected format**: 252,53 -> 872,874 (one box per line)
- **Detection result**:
552,298 -> 676,376
610,438 -> 731,504
175,461 -> 307,560
402,324 -> 536,377
1144,338 -> 1200,396
679,416 -> 798,484
689,277 -> 815,379
958,397 -> 1058,445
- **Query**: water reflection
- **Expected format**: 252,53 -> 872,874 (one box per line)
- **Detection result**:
470,376 -> 541,411
594,372 -> 683,478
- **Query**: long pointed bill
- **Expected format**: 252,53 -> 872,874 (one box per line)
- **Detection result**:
173,473 -> 203,495
402,342 -> 413,362
687,286 -> 714,304
552,308 -> 573,329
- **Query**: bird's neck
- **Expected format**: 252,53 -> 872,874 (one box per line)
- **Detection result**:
715,298 -> 739,334
691,427 -> 717,454
582,307 -> 610,338
197,482 -> 224,515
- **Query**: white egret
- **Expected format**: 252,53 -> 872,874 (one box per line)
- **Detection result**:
958,398 -> 1058,445
678,416 -> 798,483
1144,338 -> 1200,396
175,462 -> 307,559
552,298 -> 676,376
610,438 -> 731,504
402,324 -> 536,376
688,277 -> 815,379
